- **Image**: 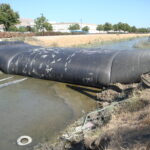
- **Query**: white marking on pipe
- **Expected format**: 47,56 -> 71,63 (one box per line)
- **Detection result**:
39,63 -> 43,69
71,53 -> 76,57
68,59 -> 71,63
52,54 -> 55,58
65,62 -> 68,67
41,55 -> 47,58
57,58 -> 62,62
15,60 -> 19,66
46,68 -> 53,72
65,68 -> 67,72
51,60 -> 55,64
89,72 -> 94,75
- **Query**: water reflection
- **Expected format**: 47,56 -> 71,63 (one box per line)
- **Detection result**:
0,75 -> 96,150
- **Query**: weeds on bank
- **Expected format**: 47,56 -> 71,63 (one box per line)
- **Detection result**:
84,86 -> 150,150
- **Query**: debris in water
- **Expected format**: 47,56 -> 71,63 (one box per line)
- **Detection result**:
17,135 -> 32,146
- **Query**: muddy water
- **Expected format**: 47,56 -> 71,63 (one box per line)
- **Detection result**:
0,37 -> 148,150
0,73 -> 97,150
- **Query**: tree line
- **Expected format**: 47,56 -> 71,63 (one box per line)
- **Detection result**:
67,23 -> 149,33
0,3 -> 149,33
96,22 -> 150,33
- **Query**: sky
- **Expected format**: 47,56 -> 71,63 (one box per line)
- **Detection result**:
0,0 -> 150,28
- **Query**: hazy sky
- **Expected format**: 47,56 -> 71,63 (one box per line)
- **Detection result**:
0,0 -> 150,27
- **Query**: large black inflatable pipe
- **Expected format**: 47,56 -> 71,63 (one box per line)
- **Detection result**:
0,41 -> 150,87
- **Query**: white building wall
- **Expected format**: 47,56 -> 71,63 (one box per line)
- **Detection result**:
0,25 -> 4,32
52,23 -> 71,32
52,22 -> 99,33
16,18 -> 35,28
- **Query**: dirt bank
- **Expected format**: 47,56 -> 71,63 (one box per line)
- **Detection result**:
34,79 -> 150,150
0,32 -> 34,38
25,34 -> 150,47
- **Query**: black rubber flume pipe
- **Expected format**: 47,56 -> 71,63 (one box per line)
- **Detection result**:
0,41 -> 150,87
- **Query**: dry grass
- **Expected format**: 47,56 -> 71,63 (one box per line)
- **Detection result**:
84,88 -> 150,150
25,34 -> 150,47
34,85 -> 150,150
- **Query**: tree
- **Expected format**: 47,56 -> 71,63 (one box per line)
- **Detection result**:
113,24 -> 119,31
0,3 -> 20,31
96,24 -> 104,32
82,26 -> 89,32
26,26 -> 36,32
8,25 -> 18,32
137,28 -> 148,33
18,26 -> 27,32
117,22 -> 130,32
43,22 -> 53,31
103,22 -> 112,31
124,23 -> 131,32
117,22 -> 123,31
26,26 -> 32,32
130,26 -> 137,33
68,24 -> 80,31
34,14 -> 53,32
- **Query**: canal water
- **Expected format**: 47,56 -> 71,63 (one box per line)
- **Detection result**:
0,37 -> 149,150
82,36 -> 149,50
98,36 -> 149,50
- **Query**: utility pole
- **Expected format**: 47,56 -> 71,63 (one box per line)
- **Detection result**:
80,18 -> 82,30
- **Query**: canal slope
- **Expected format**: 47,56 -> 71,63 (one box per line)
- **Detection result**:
24,33 -> 150,47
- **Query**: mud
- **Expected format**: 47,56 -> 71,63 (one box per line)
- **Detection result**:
35,80 -> 150,150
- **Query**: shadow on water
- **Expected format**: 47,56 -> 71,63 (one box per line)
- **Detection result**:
66,84 -> 136,104
67,84 -> 123,100
67,84 -> 101,101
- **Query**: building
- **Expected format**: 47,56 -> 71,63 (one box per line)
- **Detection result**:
51,22 -> 99,33
16,18 -> 35,28
0,18 -> 100,33
0,25 -> 4,32
17,19 -> 100,33
0,18 -> 35,32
